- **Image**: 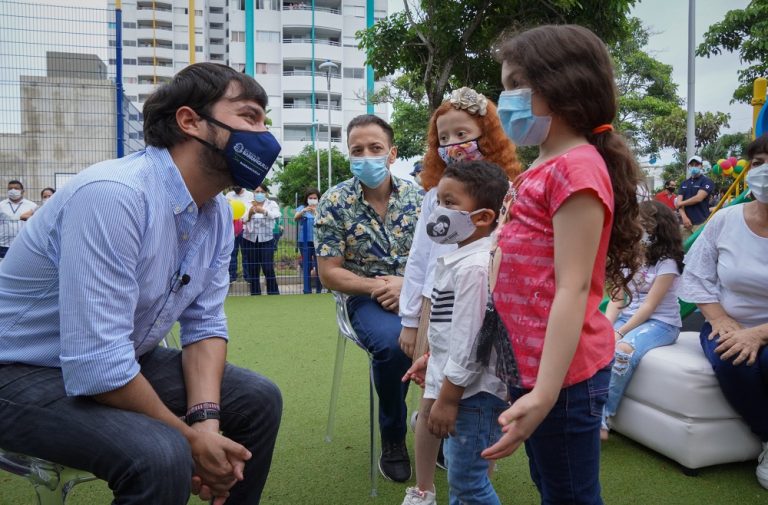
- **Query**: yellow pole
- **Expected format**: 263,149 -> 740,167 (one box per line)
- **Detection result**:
152,0 -> 157,84
188,0 -> 195,64
751,77 -> 766,139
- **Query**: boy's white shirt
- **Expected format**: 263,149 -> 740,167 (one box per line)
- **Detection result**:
423,235 -> 508,402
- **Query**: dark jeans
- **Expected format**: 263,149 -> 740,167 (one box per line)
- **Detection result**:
510,367 -> 609,505
700,322 -> 768,441
299,242 -> 322,293
0,346 -> 282,505
229,233 -> 246,282
346,295 -> 410,442
243,238 -> 279,295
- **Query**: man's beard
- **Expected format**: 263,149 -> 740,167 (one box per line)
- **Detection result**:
199,129 -> 233,188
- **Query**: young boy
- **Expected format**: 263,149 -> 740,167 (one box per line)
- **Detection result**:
403,160 -> 510,505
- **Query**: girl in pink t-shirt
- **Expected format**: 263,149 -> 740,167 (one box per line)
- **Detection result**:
481,25 -> 644,504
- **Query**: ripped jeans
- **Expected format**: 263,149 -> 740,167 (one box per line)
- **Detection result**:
604,316 -> 680,421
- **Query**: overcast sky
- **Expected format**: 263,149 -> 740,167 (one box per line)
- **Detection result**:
388,0 -> 753,179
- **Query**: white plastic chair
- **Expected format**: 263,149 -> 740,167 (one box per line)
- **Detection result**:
0,450 -> 97,504
325,291 -> 380,497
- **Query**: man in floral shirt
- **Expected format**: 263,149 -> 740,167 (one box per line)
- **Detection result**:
316,114 -> 421,482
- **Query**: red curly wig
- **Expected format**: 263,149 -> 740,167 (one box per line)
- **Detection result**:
421,98 -> 522,191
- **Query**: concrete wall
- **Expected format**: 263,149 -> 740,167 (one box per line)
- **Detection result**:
0,75 -> 117,200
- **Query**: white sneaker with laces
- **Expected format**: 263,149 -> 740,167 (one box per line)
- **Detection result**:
757,442 -> 768,490
401,486 -> 436,505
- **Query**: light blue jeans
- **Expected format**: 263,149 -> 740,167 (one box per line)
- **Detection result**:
604,316 -> 680,420
443,392 -> 507,505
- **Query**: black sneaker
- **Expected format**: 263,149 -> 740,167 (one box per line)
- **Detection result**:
379,439 -> 412,482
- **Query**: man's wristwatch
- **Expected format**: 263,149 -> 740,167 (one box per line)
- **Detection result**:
185,408 -> 221,425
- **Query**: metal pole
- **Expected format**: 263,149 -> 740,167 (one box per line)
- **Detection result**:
315,123 -> 321,190
327,71 -> 332,188
115,0 -> 124,158
686,0 -> 696,162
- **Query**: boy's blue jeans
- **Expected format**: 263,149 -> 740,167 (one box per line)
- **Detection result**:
511,367 -> 609,505
444,392 -> 507,505
604,316 -> 680,418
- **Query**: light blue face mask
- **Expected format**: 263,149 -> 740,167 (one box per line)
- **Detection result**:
350,155 -> 389,188
497,88 -> 552,146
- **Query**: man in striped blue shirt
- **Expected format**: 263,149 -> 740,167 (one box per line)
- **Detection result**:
0,63 -> 282,505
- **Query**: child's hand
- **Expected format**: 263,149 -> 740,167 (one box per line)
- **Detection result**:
427,398 -> 458,438
401,353 -> 429,388
398,327 -> 417,358
481,390 -> 554,460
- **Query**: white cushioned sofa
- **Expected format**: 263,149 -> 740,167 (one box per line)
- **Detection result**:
610,331 -> 762,474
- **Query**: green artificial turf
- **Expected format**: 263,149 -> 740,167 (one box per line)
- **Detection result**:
1,294 -> 765,504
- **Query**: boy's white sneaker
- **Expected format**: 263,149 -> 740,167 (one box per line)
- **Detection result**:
401,486 -> 436,505
757,442 -> 768,490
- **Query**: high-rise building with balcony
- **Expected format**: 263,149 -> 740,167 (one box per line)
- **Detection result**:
109,0 -> 388,161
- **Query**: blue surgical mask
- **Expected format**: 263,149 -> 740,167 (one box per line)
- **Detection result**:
497,88 -> 551,146
350,155 -> 390,188
195,114 -> 281,190
689,167 -> 702,177
254,192 -> 267,203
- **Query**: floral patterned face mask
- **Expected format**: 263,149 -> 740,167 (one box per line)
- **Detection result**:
437,138 -> 484,165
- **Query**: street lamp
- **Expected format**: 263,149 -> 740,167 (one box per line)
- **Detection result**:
318,60 -> 338,190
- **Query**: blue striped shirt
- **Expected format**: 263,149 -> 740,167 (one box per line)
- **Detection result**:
0,146 -> 233,396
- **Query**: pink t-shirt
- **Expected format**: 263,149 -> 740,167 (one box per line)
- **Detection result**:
493,144 -> 614,389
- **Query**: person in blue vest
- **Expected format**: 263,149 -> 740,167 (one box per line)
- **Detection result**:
676,155 -> 716,240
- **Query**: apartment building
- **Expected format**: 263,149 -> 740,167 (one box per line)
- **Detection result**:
109,0 -> 388,159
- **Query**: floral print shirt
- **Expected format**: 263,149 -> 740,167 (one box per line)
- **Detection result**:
315,175 -> 422,278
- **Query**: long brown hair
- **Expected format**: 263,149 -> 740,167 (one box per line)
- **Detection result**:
497,24 -> 643,299
640,200 -> 684,273
421,99 -> 521,190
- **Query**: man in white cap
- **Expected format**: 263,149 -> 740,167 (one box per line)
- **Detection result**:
676,155 -> 715,240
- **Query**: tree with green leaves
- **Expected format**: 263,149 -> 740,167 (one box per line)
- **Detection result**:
697,1 -> 768,104
274,145 -> 350,207
611,18 -> 681,155
358,0 -> 638,113
647,108 -> 731,154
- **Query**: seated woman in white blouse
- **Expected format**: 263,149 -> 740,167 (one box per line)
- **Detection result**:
680,134 -> 768,490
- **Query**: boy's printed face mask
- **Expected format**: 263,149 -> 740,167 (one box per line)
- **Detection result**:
425,205 -> 485,245
437,139 -> 484,165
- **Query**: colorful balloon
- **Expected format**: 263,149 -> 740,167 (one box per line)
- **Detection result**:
229,199 -> 246,220
717,158 -> 727,167
722,165 -> 734,176
727,156 -> 738,167
711,164 -> 722,176
735,159 -> 749,174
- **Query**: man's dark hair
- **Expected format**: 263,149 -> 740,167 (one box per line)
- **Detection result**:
143,63 -> 268,148
442,161 -> 509,229
346,114 -> 394,146
746,133 -> 768,160
7,180 -> 23,190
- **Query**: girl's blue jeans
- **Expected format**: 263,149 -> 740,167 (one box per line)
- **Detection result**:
604,316 -> 680,419
511,367 -> 610,505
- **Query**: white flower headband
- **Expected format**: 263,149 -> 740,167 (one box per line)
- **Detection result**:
449,87 -> 488,117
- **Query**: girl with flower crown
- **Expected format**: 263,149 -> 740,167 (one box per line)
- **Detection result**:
398,87 -> 520,505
